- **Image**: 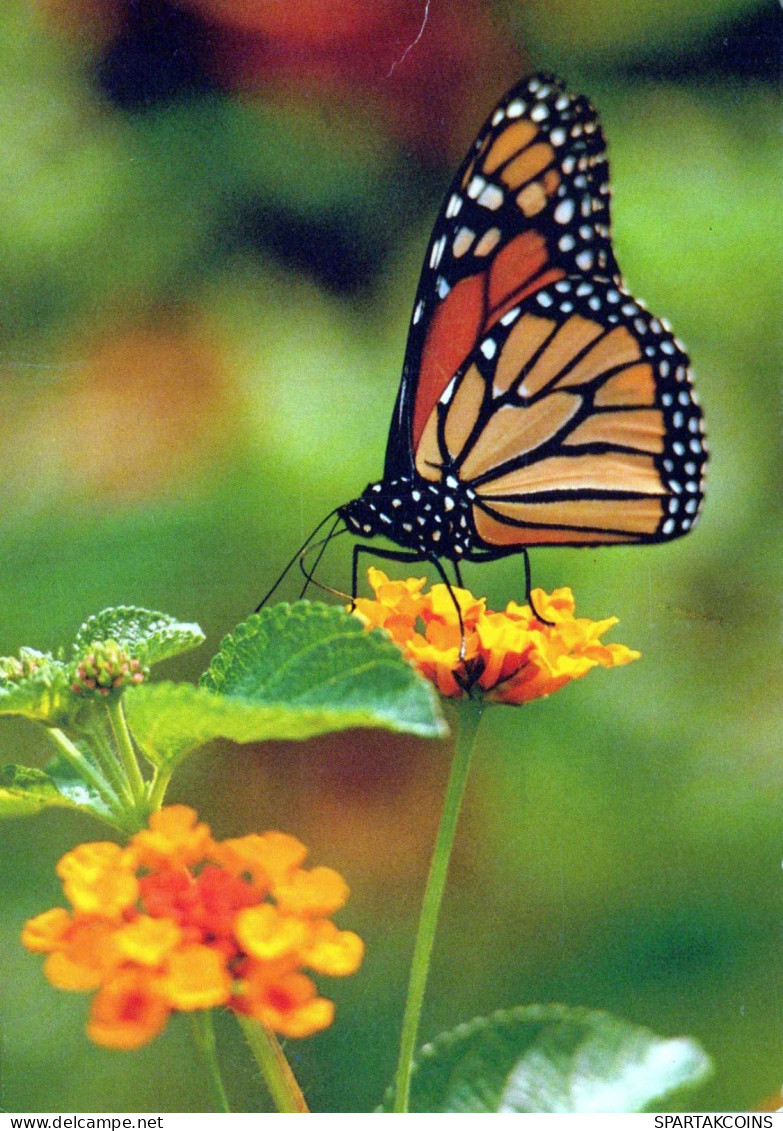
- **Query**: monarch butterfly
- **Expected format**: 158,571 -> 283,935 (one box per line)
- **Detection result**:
263,73 -> 707,606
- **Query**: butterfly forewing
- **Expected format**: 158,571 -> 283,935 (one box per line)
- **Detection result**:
414,276 -> 707,546
384,74 -> 620,482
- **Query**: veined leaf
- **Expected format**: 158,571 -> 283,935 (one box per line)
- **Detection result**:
73,607 -> 205,666
200,602 -> 445,738
0,762 -> 111,822
383,1004 -> 711,1113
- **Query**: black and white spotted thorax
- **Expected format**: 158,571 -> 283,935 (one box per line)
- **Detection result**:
340,476 -> 476,559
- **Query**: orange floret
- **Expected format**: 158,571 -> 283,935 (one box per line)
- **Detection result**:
352,571 -> 640,703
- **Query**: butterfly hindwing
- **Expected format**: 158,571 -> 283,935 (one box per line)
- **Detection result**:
384,74 -> 620,481
413,276 -> 707,547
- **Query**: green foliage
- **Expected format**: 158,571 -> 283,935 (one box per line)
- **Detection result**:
0,650 -> 72,725
72,607 -> 205,667
0,607 -> 204,727
0,764 -> 75,817
385,1005 -> 712,1113
0,602 -> 444,831
201,602 -> 446,738
0,757 -> 114,822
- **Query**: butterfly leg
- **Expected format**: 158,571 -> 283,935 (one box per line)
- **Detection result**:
521,548 -> 554,626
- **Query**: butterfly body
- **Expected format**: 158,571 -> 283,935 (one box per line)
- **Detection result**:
341,476 -> 477,560
337,73 -> 706,569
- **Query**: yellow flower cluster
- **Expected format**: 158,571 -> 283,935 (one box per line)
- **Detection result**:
352,568 -> 640,702
22,806 -> 363,1049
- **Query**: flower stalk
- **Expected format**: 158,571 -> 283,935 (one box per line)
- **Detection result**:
79,718 -> 136,807
106,697 -> 146,807
236,1014 -> 309,1113
190,1012 -> 231,1113
393,696 -> 485,1112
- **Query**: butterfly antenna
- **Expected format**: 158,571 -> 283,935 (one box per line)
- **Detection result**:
298,514 -> 345,599
255,507 -> 342,611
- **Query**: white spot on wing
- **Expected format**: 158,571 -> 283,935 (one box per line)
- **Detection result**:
477,184 -> 504,210
441,377 -> 457,404
554,198 -> 575,224
453,227 -> 475,257
467,175 -> 487,200
429,235 -> 446,269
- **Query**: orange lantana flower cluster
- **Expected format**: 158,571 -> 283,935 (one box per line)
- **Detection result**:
352,568 -> 640,702
22,806 -> 363,1050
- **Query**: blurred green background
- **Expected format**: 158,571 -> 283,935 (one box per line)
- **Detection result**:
1,0 -> 781,1113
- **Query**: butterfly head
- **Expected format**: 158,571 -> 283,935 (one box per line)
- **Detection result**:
340,477 -> 474,560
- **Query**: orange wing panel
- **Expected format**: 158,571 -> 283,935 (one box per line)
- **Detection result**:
487,231 -> 549,313
413,272 -> 486,451
473,506 -> 636,546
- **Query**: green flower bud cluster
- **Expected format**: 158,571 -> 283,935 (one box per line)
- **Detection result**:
0,649 -> 50,684
71,641 -> 149,698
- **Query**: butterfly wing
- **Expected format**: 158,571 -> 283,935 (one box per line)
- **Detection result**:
385,73 -> 620,481
413,276 -> 707,546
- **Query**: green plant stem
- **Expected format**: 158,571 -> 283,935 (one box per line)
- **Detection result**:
236,1014 -> 309,1113
147,765 -> 173,812
47,727 -> 120,812
82,718 -> 135,806
392,695 -> 485,1113
190,1012 -> 231,1113
107,697 -> 146,805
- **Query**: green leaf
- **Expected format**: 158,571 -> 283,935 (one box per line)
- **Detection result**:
73,607 -> 205,667
0,761 -> 109,820
44,752 -> 115,820
200,602 -> 446,738
127,671 -> 444,772
0,652 -> 74,725
386,1004 -> 712,1113
0,765 -> 65,816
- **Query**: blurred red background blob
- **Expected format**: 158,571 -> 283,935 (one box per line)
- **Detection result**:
41,0 -> 527,163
